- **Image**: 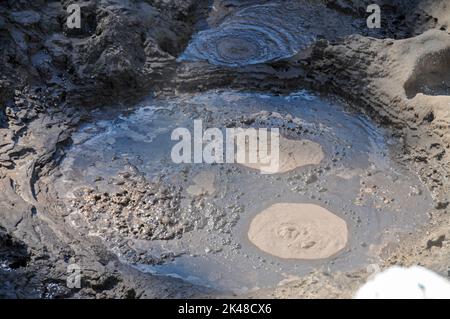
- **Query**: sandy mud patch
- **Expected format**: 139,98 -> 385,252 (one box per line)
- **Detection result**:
239,135 -> 324,174
248,203 -> 348,259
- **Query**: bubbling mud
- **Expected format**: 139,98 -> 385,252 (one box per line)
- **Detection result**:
180,2 -> 314,66
179,0 -> 380,67
57,90 -> 433,292
248,203 -> 348,259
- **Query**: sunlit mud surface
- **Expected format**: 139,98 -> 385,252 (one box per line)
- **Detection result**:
55,90 -> 433,293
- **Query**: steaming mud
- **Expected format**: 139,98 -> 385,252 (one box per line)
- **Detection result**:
248,203 -> 348,259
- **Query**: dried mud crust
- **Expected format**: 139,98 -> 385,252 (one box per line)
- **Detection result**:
1,0 -> 450,298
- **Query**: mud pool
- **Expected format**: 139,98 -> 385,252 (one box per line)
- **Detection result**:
54,90 -> 433,293
179,0 -> 380,67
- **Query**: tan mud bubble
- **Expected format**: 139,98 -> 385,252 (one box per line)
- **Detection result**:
186,171 -> 216,196
238,134 -> 324,174
248,203 -> 348,260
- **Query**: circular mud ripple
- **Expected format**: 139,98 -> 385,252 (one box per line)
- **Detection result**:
180,3 -> 314,66
248,203 -> 348,260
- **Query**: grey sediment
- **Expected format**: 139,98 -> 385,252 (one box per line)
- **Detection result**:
1,0 -> 450,298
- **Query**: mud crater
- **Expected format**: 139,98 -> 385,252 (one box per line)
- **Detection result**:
55,90 -> 433,293
179,0 -> 383,67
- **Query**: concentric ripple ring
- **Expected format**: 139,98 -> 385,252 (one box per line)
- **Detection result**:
180,3 -> 315,67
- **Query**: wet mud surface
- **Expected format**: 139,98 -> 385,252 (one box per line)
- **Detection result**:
54,90 -> 433,293
179,0 -> 363,66
2,0 -> 450,299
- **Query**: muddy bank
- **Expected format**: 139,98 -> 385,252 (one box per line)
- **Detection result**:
1,0 -> 450,299
0,0 -> 212,298
53,90 -> 432,293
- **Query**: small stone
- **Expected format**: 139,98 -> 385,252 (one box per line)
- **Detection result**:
426,235 -> 445,249
160,216 -> 170,225
435,202 -> 449,210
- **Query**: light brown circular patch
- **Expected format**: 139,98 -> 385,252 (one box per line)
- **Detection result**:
238,135 -> 324,174
248,203 -> 348,259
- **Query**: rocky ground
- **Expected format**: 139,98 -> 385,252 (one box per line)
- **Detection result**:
1,0 -> 450,298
